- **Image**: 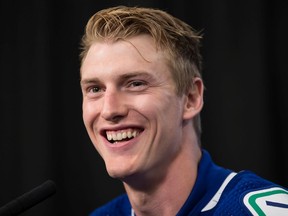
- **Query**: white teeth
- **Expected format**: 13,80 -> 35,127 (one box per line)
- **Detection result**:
112,133 -> 117,141
107,134 -> 112,141
127,131 -> 132,138
117,132 -> 122,140
106,129 -> 140,142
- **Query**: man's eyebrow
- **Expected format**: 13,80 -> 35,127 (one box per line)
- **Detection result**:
80,71 -> 155,86
118,71 -> 154,80
80,78 -> 101,86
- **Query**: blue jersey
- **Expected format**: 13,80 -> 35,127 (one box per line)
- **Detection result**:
90,150 -> 288,215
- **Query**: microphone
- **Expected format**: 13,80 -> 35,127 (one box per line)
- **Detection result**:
0,180 -> 56,216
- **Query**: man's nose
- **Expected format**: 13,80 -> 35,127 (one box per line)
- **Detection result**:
100,89 -> 128,122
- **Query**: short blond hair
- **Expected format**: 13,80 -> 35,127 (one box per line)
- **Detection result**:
80,6 -> 203,141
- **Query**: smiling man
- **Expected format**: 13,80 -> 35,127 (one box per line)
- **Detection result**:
80,6 -> 288,216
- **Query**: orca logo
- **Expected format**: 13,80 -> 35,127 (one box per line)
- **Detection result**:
243,187 -> 288,215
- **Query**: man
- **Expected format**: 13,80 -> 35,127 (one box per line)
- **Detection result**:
80,6 -> 288,216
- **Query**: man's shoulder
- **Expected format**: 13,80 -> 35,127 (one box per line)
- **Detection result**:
89,194 -> 131,216
215,171 -> 288,215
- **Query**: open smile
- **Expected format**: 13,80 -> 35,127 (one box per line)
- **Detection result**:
104,128 -> 143,144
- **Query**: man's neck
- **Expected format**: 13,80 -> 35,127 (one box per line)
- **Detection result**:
123,142 -> 202,216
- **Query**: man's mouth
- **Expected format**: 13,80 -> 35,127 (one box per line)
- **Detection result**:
105,128 -> 142,144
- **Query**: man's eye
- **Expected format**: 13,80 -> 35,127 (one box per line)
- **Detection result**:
126,80 -> 148,91
130,81 -> 145,87
128,80 -> 148,88
89,86 -> 101,93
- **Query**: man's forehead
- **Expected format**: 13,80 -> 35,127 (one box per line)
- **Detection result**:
80,35 -> 170,81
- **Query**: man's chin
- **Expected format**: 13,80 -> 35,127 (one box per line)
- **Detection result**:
106,167 -> 132,180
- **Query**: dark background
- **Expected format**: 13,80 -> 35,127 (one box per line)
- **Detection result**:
0,0 -> 287,215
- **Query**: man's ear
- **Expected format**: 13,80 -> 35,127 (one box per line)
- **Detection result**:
183,77 -> 204,120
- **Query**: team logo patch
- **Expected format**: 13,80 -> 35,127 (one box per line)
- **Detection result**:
243,187 -> 288,215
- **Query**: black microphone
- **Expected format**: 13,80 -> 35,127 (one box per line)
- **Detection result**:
0,180 -> 56,216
